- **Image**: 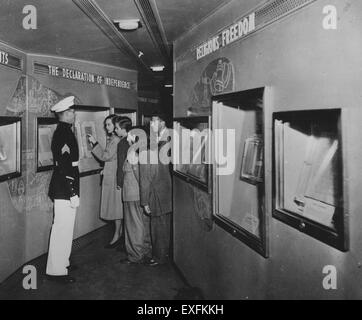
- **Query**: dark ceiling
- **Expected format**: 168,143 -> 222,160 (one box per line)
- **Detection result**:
0,0 -> 233,91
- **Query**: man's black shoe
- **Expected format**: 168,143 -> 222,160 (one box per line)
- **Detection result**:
119,258 -> 133,265
67,265 -> 79,272
116,244 -> 126,252
46,275 -> 76,284
143,258 -> 159,267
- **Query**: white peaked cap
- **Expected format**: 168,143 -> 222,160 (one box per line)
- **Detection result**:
50,96 -> 75,113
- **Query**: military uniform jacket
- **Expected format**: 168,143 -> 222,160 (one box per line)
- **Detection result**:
48,121 -> 80,201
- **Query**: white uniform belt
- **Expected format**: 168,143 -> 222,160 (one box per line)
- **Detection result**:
56,161 -> 79,167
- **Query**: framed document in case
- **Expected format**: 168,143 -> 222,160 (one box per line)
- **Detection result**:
273,109 -> 348,251
212,87 -> 270,258
0,117 -> 22,182
173,116 -> 211,193
36,117 -> 58,172
73,106 -> 110,177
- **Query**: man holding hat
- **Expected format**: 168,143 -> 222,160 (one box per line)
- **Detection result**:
46,96 -> 80,284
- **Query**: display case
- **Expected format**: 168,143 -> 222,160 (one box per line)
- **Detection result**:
0,117 -> 22,182
173,116 -> 212,193
113,108 -> 137,126
212,87 -> 270,257
73,106 -> 110,177
36,117 -> 58,172
273,109 -> 348,251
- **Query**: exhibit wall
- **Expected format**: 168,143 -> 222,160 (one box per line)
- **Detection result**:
173,0 -> 362,299
0,46 -> 137,282
0,42 -> 27,284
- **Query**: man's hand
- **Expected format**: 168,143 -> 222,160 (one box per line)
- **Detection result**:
144,205 -> 151,214
117,185 -> 121,190
70,195 -> 80,208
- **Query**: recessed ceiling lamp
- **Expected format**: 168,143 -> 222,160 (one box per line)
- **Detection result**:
164,84 -> 173,88
150,65 -> 165,72
114,19 -> 142,31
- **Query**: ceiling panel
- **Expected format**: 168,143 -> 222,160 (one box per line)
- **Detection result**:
0,0 -> 258,90
95,0 -> 165,68
154,0 -> 232,42
0,0 -> 137,69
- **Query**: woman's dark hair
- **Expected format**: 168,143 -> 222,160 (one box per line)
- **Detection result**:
115,116 -> 132,132
104,114 -> 117,136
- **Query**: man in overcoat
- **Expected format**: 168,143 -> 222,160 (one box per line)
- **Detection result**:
139,115 -> 172,266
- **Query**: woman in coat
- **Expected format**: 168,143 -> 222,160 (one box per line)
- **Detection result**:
88,114 -> 123,248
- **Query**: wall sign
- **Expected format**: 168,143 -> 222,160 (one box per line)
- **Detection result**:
34,62 -> 135,90
196,13 -> 255,60
138,97 -> 159,104
0,50 -> 23,70
194,0 -> 318,61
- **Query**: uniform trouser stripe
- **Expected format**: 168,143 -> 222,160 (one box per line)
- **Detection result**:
46,200 -> 76,276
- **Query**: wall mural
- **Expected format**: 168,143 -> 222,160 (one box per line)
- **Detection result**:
6,76 -> 26,115
1,76 -> 26,213
184,57 -> 234,231
187,57 -> 234,116
191,185 -> 213,231
28,78 -> 82,116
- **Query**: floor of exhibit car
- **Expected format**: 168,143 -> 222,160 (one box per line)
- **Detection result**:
0,224 -> 186,300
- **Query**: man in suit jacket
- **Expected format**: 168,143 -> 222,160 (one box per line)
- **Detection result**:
139,115 -> 172,266
116,117 -> 132,189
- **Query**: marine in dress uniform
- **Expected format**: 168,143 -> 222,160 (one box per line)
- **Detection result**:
46,96 -> 80,284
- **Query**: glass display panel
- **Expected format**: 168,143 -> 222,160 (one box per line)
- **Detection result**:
0,117 -> 21,182
273,109 -> 347,251
36,117 -> 58,172
173,116 -> 211,193
73,106 -> 109,176
212,87 -> 268,257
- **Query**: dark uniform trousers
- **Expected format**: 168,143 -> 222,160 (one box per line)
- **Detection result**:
46,122 -> 80,276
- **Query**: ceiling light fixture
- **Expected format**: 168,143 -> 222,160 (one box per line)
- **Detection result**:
138,51 -> 144,58
164,84 -> 173,88
114,19 -> 142,31
150,65 -> 165,72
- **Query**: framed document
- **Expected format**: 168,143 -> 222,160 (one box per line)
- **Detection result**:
240,134 -> 263,184
212,87 -> 270,258
73,106 -> 110,177
36,117 -> 58,172
173,116 -> 211,193
273,109 -> 348,251
0,117 -> 22,182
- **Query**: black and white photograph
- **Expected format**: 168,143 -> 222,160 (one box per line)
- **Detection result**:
0,0 -> 361,306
